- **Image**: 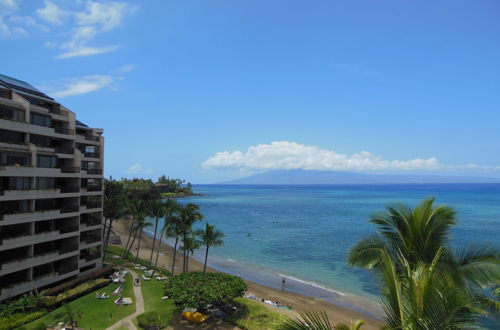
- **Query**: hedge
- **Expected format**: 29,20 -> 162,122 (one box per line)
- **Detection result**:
0,310 -> 47,330
41,266 -> 114,296
40,278 -> 111,308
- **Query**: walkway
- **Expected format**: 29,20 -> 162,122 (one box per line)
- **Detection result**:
107,269 -> 144,330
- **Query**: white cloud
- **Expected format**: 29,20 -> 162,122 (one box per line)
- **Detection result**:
125,163 -> 153,175
75,1 -> 136,31
116,64 -> 135,73
51,1 -> 136,58
202,141 -> 500,173
0,0 -> 19,37
36,1 -> 68,25
48,74 -> 115,98
9,15 -> 49,32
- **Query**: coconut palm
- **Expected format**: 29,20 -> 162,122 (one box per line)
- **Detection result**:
123,198 -> 146,258
151,199 -> 181,277
179,203 -> 204,273
135,217 -> 153,260
349,197 -> 500,328
103,178 -> 127,259
167,210 -> 182,276
196,223 -> 224,273
147,199 -> 168,264
181,233 -> 201,273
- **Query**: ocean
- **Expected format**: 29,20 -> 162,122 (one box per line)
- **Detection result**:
145,183 -> 500,317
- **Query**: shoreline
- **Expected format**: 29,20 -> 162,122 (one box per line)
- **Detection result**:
112,220 -> 383,329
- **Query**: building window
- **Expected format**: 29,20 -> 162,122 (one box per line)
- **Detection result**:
0,129 -> 24,144
30,134 -> 51,147
36,177 -> 56,189
0,106 -> 25,122
30,113 -> 52,127
0,151 -> 30,166
0,177 -> 31,190
37,155 -> 57,168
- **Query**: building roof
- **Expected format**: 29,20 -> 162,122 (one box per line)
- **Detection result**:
0,73 -> 53,100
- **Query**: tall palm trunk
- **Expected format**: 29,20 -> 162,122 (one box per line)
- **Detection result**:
171,236 -> 179,275
151,230 -> 164,278
102,218 -> 114,259
127,228 -> 138,260
203,245 -> 209,273
123,219 -> 135,258
149,217 -> 159,264
136,227 -> 143,260
182,231 -> 188,273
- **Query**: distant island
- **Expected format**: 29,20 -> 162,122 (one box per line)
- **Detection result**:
220,169 -> 500,185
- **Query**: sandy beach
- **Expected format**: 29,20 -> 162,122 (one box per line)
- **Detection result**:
111,219 -> 383,329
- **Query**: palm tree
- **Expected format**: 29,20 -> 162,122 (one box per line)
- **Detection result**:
179,203 -> 204,273
181,233 -> 201,273
147,199 -> 168,264
196,223 -> 224,273
151,199 -> 181,277
349,197 -> 499,328
123,198 -> 145,258
135,217 -> 153,260
167,212 -> 182,276
103,178 -> 127,259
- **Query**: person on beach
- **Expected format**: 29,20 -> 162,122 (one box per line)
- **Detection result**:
281,277 -> 286,290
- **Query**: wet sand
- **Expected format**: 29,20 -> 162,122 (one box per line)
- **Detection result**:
111,219 -> 383,329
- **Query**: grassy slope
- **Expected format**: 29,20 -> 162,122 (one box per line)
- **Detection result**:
227,297 -> 289,330
23,273 -> 136,329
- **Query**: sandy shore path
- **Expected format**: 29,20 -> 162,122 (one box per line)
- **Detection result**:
111,219 -> 383,329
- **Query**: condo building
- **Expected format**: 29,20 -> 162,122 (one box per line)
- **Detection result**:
0,74 -> 104,302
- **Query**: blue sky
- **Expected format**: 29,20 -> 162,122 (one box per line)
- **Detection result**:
2,0 -> 500,183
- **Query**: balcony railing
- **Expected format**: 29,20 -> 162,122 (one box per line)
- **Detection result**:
61,205 -> 80,214
85,134 -> 100,142
53,127 -> 75,135
55,147 -> 74,154
86,168 -> 102,175
60,166 -> 80,174
85,202 -> 102,209
60,185 -> 80,193
59,244 -> 79,254
84,152 -> 100,158
57,264 -> 78,275
86,185 -> 102,192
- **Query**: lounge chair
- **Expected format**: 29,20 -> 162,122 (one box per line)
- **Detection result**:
122,298 -> 133,305
142,275 -> 151,281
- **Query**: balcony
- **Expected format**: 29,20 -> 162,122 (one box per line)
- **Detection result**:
61,205 -> 80,214
60,185 -> 80,193
53,127 -> 75,135
86,184 -> 102,192
60,166 -> 80,174
58,244 -> 79,255
83,152 -> 100,159
55,146 -> 74,155
85,168 -> 102,175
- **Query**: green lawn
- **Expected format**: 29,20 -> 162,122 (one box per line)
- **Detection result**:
23,273 -> 136,330
135,272 -> 178,328
226,297 -> 289,330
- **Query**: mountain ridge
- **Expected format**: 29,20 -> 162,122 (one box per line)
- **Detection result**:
219,170 -> 500,185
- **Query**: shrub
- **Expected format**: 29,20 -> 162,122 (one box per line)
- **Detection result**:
0,310 -> 47,330
40,278 -> 111,308
137,311 -> 169,330
0,294 -> 41,317
41,266 -> 114,296
164,272 -> 247,310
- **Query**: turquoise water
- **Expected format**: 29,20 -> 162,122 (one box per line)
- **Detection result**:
146,184 -> 500,315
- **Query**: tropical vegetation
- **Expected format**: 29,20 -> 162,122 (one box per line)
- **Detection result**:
348,197 -> 500,329
164,272 -> 247,310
